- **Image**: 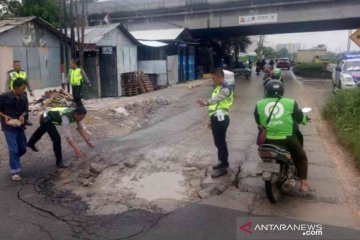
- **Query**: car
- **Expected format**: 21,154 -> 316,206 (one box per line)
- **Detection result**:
332,54 -> 360,92
232,62 -> 251,79
276,58 -> 291,70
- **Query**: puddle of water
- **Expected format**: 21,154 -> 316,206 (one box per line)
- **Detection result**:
120,172 -> 187,201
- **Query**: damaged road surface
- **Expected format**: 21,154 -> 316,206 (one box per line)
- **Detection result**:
0,75 -> 360,239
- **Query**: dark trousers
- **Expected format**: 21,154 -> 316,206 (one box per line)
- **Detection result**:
28,120 -> 62,164
265,136 -> 308,180
72,85 -> 83,107
211,115 -> 230,166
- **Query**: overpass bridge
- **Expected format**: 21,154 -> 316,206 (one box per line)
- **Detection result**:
88,0 -> 360,38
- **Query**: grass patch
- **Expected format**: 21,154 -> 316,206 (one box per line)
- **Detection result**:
293,63 -> 331,78
323,89 -> 360,167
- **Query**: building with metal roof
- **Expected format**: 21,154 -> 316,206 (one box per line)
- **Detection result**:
0,17 -> 68,95
68,23 -> 138,98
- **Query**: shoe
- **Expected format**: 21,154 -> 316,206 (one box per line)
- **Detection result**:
56,161 -> 69,169
11,174 -> 22,181
25,120 -> 33,126
27,143 -> 39,152
212,162 -> 229,170
211,168 -> 228,178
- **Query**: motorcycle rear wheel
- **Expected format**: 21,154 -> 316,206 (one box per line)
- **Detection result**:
265,177 -> 282,203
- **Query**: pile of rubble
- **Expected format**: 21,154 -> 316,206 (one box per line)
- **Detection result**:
30,89 -> 74,115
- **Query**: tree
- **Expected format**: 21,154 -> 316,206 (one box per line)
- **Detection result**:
17,0 -> 60,26
0,0 -> 21,16
262,47 -> 277,59
277,48 -> 290,58
0,0 -> 60,26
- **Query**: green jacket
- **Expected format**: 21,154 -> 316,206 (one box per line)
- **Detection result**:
254,97 -> 307,139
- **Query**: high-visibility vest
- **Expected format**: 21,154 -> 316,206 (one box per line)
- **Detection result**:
45,107 -> 75,125
9,70 -> 27,90
208,83 -> 234,117
69,68 -> 83,86
256,97 -> 307,139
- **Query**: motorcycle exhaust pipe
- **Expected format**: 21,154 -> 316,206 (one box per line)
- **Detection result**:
282,179 -> 296,192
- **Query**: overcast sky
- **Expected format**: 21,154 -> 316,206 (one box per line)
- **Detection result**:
260,30 -> 359,53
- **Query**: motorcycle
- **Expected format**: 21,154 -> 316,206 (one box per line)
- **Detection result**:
258,107 -> 312,203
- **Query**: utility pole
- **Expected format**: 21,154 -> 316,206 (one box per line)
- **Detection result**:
80,0 -> 86,67
75,0 -> 81,61
63,0 -> 69,90
257,35 -> 265,59
69,0 -> 76,60
58,0 -> 65,86
347,29 -> 352,52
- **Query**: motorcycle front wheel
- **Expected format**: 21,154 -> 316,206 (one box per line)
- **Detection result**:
265,176 -> 282,203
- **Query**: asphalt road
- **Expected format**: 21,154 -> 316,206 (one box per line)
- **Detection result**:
0,69 -> 359,240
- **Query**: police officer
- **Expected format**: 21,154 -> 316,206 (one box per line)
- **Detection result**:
198,68 -> 234,178
254,80 -> 310,192
27,106 -> 95,168
6,60 -> 33,125
66,59 -> 92,107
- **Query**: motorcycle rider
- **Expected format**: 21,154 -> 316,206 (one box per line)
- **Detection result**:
254,80 -> 310,192
269,59 -> 275,69
260,59 -> 266,71
271,68 -> 283,82
256,60 -> 261,75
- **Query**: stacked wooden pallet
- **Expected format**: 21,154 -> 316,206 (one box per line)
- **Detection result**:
121,72 -> 154,96
140,74 -> 154,92
121,72 -> 140,97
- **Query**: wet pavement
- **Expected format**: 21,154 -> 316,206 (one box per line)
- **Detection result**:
0,70 -> 359,239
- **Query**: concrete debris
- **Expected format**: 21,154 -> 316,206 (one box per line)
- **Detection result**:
198,186 -> 221,199
78,169 -> 91,179
78,178 -> 92,187
112,107 -> 129,118
124,159 -> 137,168
89,162 -> 106,174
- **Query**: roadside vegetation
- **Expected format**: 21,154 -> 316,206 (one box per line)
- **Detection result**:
293,63 -> 332,78
323,89 -> 360,167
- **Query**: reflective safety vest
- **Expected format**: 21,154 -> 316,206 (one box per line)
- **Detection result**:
208,83 -> 234,116
256,97 -> 307,139
45,107 -> 75,125
69,68 -> 83,86
9,70 -> 27,90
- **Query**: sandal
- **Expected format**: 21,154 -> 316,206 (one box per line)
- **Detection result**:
299,185 -> 316,192
11,174 -> 22,181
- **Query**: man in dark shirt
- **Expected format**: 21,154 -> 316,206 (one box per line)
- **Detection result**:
0,79 -> 29,181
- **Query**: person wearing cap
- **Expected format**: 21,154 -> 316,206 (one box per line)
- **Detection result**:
27,106 -> 95,169
198,68 -> 234,178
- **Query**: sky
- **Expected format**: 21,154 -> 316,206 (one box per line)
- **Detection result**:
261,30 -> 359,53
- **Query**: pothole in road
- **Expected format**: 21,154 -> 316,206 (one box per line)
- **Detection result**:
119,172 -> 187,202
58,147 -> 237,216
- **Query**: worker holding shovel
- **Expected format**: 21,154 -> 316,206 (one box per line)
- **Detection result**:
27,106 -> 95,168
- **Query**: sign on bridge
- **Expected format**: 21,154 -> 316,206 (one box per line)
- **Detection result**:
239,14 -> 278,25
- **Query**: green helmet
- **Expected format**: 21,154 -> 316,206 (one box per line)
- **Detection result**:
273,68 -> 282,78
